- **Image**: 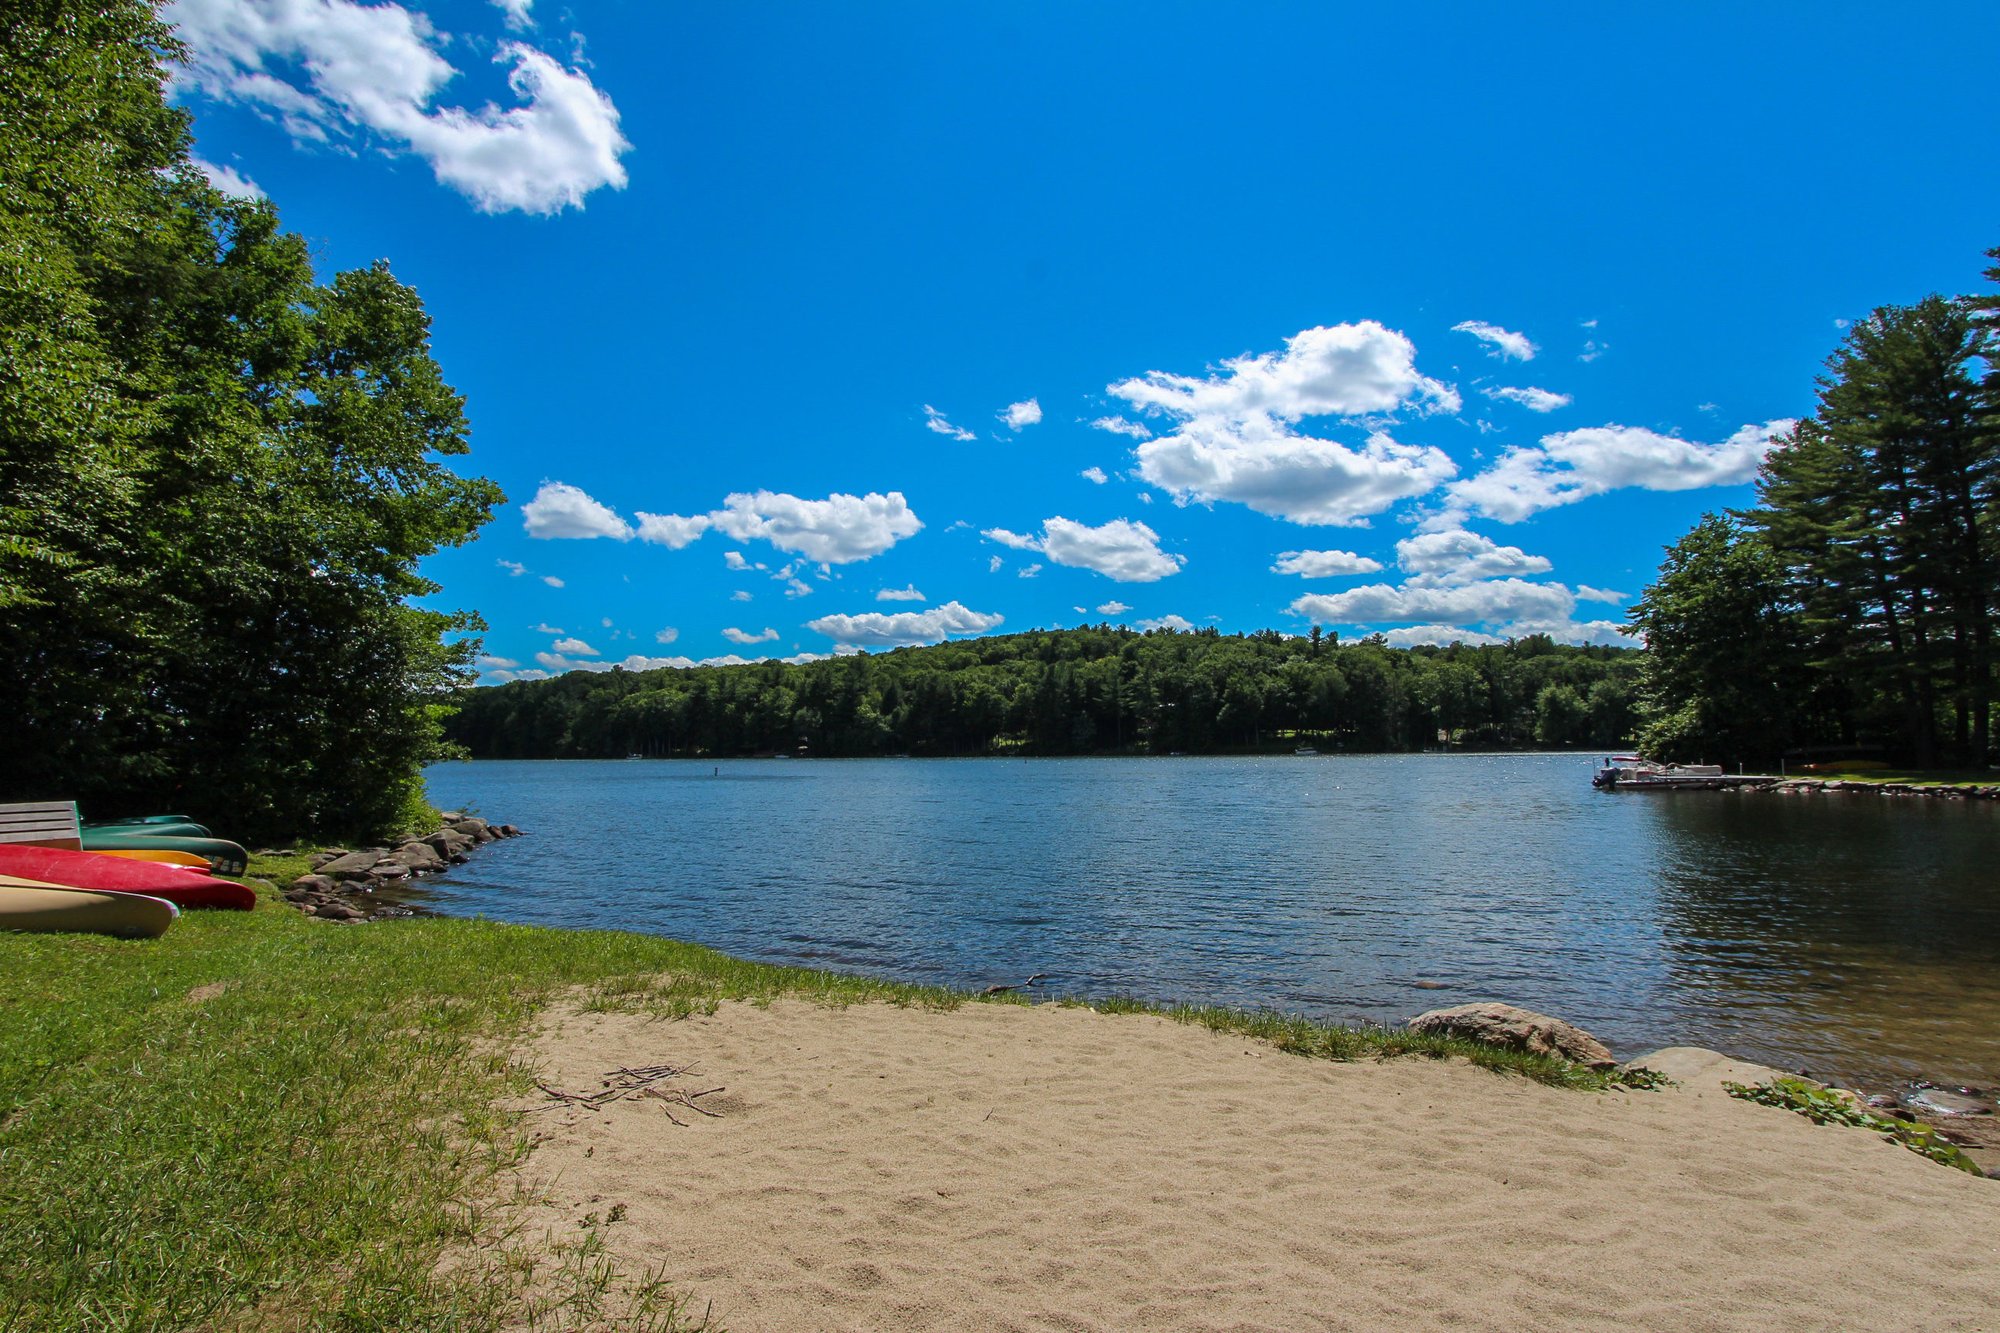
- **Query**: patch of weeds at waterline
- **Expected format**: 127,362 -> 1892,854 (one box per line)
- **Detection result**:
1725,1077 -> 1985,1174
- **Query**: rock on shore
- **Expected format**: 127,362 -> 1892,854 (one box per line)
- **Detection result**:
282,812 -> 522,922
1407,1001 -> 1619,1069
1759,778 -> 2000,800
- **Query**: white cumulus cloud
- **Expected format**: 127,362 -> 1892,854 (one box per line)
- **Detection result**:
189,154 -> 265,198
1381,625 -> 1508,648
166,0 -> 630,214
522,481 -> 633,540
1096,600 -> 1132,614
1107,323 -> 1461,527
1017,563 -> 1042,578
710,490 -> 921,564
980,527 -> 1040,551
1138,614 -> 1195,632
1483,385 -> 1571,413
1114,321 -> 1459,422
1395,529 -> 1552,585
1447,420 -> 1793,523
1080,466 -> 1108,484
496,559 -> 526,576
1576,585 -> 1629,604
655,627 -> 679,643
876,585 -> 926,602
805,600 -> 1004,648
985,517 -> 1183,582
722,626 -> 779,645
1291,578 -> 1575,627
491,0 -> 533,29
1001,399 -> 1042,430
1042,518 -> 1182,582
482,666 -> 550,682
1136,421 -> 1456,527
1090,416 -> 1152,440
549,636 -> 596,655
635,512 -> 711,549
1452,320 -> 1537,361
1271,549 -> 1384,579
923,404 -> 975,441
541,575 -> 563,587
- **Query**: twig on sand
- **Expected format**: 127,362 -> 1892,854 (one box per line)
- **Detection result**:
981,972 -> 1050,996
535,1064 -> 724,1124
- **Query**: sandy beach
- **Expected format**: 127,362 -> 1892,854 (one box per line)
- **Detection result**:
512,1000 -> 2000,1332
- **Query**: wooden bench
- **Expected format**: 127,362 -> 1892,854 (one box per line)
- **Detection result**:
0,801 -> 82,850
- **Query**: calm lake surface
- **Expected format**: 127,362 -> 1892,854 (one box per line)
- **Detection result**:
421,755 -> 2000,1091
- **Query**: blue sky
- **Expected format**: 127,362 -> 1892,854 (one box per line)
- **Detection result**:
166,1 -> 2000,680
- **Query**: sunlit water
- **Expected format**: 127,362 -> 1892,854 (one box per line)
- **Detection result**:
421,755 -> 2000,1091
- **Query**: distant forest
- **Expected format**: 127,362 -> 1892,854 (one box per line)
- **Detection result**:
445,627 -> 1640,759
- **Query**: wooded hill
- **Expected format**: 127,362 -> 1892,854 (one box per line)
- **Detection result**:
445,628 -> 1641,759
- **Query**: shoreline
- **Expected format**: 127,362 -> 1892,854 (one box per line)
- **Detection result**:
261,840 -> 2000,1176
8,892 -> 1996,1328
253,830 -> 2000,1130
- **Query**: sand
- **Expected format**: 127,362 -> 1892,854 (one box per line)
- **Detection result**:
510,1000 -> 2000,1331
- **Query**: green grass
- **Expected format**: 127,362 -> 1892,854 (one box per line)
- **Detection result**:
0,859 -> 1635,1331
1796,765 -> 1996,786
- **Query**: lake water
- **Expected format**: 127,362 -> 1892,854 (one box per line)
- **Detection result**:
421,754 -> 2000,1092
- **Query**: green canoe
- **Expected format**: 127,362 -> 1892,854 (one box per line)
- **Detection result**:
78,831 -> 248,877
82,820 -> 212,840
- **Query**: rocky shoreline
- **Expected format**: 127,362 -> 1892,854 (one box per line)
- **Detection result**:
1759,777 -> 2000,799
279,811 -> 521,922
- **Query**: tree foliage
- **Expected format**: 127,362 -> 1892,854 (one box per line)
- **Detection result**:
1631,265 -> 2000,768
446,627 -> 1641,760
0,0 -> 501,838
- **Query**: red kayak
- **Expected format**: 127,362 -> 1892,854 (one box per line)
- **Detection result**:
0,844 -> 256,910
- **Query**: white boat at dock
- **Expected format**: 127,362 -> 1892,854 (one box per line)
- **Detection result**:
1592,756 -> 1775,791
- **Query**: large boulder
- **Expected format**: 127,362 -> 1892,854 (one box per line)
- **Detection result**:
423,829 -> 474,860
317,849 -> 384,879
1408,1002 -> 1617,1070
389,841 -> 445,873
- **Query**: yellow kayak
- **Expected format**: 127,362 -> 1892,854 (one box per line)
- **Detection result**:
0,875 -> 178,938
89,848 -> 212,870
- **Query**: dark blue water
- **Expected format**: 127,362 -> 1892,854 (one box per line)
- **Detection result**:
421,755 -> 2000,1089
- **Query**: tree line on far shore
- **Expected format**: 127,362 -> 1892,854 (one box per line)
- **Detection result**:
1629,250 -> 2000,770
444,628 -> 1641,760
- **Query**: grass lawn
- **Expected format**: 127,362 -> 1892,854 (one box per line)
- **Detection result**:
1793,764 -> 1998,785
1,861 -> 1625,1331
